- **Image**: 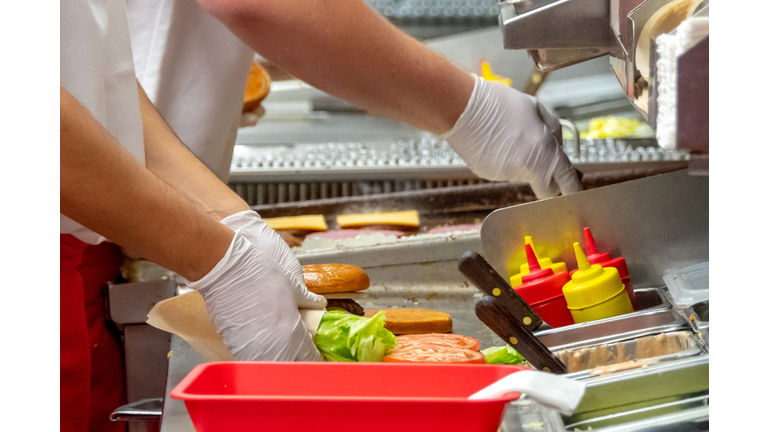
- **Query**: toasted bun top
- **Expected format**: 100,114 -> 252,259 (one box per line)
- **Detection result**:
303,264 -> 370,294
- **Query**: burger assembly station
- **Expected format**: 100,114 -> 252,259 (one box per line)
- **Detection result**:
70,0 -> 710,431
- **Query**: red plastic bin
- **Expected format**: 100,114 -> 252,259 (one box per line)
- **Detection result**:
171,361 -> 528,432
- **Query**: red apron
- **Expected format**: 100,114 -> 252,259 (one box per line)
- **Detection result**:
61,234 -> 127,432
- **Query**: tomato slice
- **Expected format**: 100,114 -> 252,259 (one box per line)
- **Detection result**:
395,333 -> 481,352
384,344 -> 485,364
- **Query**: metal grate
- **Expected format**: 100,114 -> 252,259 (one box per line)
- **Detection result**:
367,0 -> 500,23
230,178 -> 488,206
228,138 -> 688,206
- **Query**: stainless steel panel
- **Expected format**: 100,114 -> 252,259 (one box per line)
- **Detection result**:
501,0 -> 614,49
124,325 -> 171,402
109,279 -> 177,325
160,336 -> 204,432
481,169 -> 709,288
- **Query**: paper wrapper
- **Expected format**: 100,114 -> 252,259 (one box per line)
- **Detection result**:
146,290 -> 326,361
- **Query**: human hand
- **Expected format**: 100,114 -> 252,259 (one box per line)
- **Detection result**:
442,75 -> 582,199
220,210 -> 326,310
187,230 -> 322,361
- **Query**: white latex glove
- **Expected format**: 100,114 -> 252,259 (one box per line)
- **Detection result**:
220,210 -> 326,310
442,75 -> 583,199
187,230 -> 322,361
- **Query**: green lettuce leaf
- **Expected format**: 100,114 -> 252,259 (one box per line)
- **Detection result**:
481,345 -> 526,365
313,310 -> 398,362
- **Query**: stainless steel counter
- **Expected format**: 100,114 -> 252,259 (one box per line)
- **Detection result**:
160,336 -> 204,432
157,261 -> 699,431
158,255 -> 563,431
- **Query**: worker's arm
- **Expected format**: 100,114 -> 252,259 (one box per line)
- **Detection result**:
196,0 -> 474,135
60,86 -> 233,281
137,82 -> 325,310
137,83 -> 251,221
62,86 -> 323,360
195,0 -> 583,198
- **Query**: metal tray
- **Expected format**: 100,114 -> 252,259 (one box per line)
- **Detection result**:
535,287 -> 685,351
561,355 -> 709,429
565,394 -> 709,431
555,330 -> 702,377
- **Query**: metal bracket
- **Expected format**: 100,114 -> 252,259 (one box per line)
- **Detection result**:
110,398 -> 162,422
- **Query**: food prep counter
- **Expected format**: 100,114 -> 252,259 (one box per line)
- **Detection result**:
157,264 -> 707,431
113,170 -> 707,432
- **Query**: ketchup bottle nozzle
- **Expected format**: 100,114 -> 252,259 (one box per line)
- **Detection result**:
525,243 -> 542,272
574,242 -> 592,271
584,227 -> 599,256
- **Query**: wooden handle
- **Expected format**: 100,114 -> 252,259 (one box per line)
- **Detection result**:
476,295 -> 567,374
458,251 -> 543,331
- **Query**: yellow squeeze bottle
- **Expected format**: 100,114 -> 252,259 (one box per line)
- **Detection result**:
562,242 -> 633,323
509,236 -> 568,288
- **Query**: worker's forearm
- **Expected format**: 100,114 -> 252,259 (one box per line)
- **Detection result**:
60,87 -> 233,281
198,0 -> 474,134
137,84 -> 251,221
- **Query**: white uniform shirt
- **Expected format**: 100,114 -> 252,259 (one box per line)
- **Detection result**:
125,0 -> 255,182
61,0 -> 146,244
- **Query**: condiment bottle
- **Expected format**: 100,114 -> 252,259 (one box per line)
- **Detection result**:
509,236 -> 569,288
570,227 -> 637,310
516,244 -> 575,328
562,242 -> 634,323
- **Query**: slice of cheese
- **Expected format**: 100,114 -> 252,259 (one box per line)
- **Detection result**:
337,210 -> 420,228
263,215 -> 327,231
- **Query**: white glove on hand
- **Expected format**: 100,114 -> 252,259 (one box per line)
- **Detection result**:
220,210 -> 326,310
188,230 -> 322,361
442,75 -> 583,199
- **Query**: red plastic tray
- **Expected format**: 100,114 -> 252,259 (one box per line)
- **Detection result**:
171,361 -> 528,432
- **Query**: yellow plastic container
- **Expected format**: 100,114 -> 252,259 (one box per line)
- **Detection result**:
562,242 -> 633,323
509,236 -> 568,288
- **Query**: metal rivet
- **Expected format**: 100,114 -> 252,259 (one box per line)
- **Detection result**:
509,337 -> 518,345
492,288 -> 501,296
523,317 -> 532,325
543,367 -> 550,372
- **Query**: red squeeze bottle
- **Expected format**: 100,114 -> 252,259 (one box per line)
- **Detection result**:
516,243 -> 575,328
571,227 -> 637,311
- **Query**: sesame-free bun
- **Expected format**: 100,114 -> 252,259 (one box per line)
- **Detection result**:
302,264 -> 370,294
364,308 -> 453,334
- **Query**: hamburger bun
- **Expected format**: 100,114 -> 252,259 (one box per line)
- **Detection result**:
364,308 -> 452,334
302,264 -> 370,294
242,62 -> 271,113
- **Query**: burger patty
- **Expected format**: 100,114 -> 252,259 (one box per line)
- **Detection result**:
325,298 -> 365,316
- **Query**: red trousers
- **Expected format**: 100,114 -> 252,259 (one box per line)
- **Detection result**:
61,234 -> 127,432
